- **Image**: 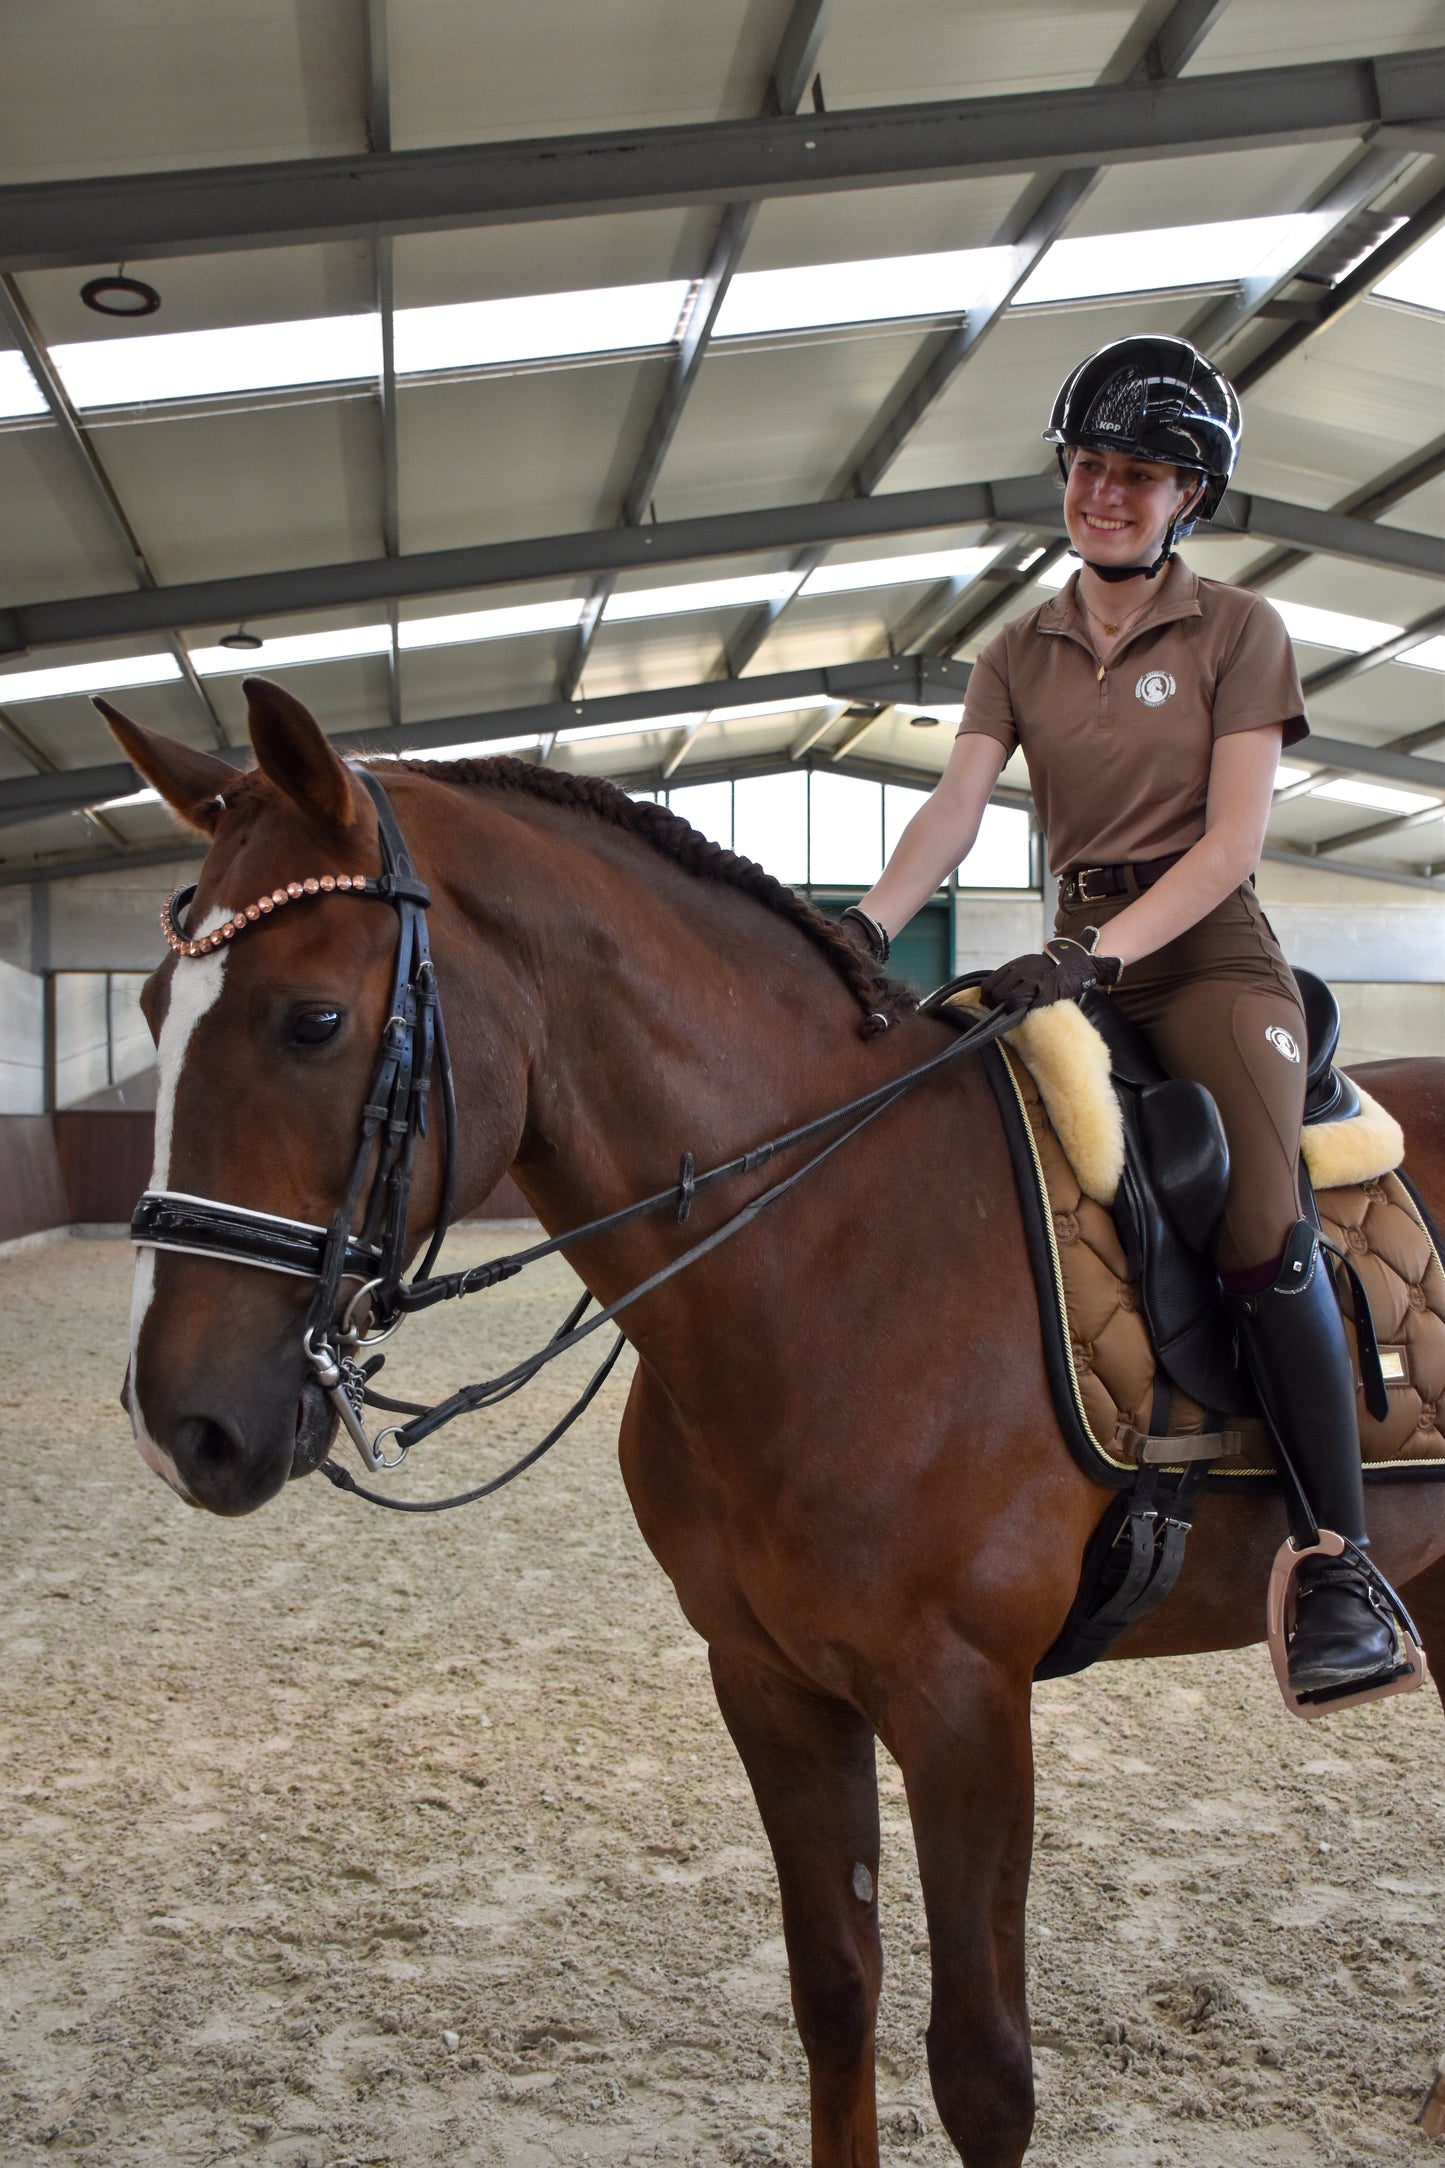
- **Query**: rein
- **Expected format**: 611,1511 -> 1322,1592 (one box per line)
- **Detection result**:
132,770 -> 1016,1510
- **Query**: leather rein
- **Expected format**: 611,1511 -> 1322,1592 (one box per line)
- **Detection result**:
132,769 -> 1016,1512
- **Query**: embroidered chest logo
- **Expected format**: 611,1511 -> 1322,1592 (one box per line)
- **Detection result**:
1266,1025 -> 1301,1064
1135,670 -> 1176,707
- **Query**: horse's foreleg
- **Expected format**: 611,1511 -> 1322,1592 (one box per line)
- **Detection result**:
887,1652 -> 1036,2168
709,1647 -> 883,2168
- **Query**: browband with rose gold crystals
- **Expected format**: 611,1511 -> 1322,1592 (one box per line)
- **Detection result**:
161,871 -> 387,957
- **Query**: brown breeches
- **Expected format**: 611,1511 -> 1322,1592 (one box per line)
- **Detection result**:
1055,883 -> 1307,1277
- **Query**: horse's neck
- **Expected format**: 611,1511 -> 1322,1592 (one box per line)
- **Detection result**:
439,786 -> 914,1300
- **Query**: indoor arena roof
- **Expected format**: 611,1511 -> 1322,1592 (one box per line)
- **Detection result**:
1,0 -> 1443,890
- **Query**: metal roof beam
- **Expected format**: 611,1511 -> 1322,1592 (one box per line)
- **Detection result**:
5,477 -> 1439,659
363,1 -> 403,731
4,49 -> 1443,269
0,655 -> 972,830
1290,733 -> 1445,792
1301,599 -> 1445,693
720,0 -> 1231,674
558,0 -> 832,699
1232,170 -> 1445,393
15,669 -> 1445,840
1236,431 -> 1445,592
0,276 -> 230,752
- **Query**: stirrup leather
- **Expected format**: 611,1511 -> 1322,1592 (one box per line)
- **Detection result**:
1265,1531 -> 1428,1721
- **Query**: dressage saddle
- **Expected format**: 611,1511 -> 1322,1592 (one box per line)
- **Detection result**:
1080,967 -> 1356,1417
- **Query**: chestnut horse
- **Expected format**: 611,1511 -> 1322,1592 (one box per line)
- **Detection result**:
105,680 -> 1445,2167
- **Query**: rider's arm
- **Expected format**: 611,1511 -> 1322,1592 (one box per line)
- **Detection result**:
856,730 -> 1009,940
1089,722 -> 1284,969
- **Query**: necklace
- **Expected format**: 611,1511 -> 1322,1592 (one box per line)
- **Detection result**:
1085,596 -> 1145,640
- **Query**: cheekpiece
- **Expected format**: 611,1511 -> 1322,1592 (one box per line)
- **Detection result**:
161,871 -> 376,958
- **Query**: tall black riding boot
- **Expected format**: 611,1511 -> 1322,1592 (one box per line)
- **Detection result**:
1233,1221 -> 1402,1698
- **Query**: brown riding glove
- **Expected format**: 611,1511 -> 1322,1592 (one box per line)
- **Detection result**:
981,934 -> 1121,1015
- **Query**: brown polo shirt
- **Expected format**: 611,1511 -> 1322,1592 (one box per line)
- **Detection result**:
956,559 -> 1308,874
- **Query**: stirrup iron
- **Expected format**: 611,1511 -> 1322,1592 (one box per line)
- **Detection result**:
1265,1530 -> 1428,1721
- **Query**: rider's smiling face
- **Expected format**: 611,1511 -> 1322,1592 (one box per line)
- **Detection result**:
1063,446 -> 1200,572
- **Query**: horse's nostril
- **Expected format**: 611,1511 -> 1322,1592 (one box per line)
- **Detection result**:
186,1416 -> 240,1469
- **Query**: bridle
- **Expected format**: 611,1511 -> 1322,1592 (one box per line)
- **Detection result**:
131,768 -> 1016,1509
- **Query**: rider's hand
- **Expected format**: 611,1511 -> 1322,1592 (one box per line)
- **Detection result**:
838,906 -> 890,966
981,935 -> 1121,1015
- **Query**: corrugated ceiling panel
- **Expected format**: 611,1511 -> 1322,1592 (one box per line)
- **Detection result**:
1185,0 -> 1445,74
395,210 -> 718,312
738,176 -> 1033,272
655,329 -> 932,519
1071,143 -> 1362,236
0,426 -> 141,603
821,0 -> 1140,106
397,358 -> 673,550
387,0 -> 789,147
88,397 -> 387,584
0,0 -> 363,183
1235,302 -> 1445,508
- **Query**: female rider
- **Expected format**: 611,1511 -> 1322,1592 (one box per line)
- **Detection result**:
839,334 -> 1404,1701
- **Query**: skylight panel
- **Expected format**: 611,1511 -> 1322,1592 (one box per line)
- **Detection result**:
1036,558 -> 1075,589
0,652 -> 181,703
1273,761 -> 1312,790
399,600 -> 586,649
602,573 -> 799,623
189,625 -> 393,676
802,547 -> 997,597
53,314 -> 381,409
1267,599 -> 1399,654
0,349 -> 47,421
715,247 -> 1015,339
379,734 -> 541,760
1401,635 -> 1445,676
92,786 -> 162,812
394,283 -> 691,374
1013,214 -> 1332,308
1309,777 -> 1441,815
1373,223 -> 1445,315
558,715 -> 702,744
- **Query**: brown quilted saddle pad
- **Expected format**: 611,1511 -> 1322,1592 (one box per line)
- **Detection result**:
996,1045 -> 1445,1482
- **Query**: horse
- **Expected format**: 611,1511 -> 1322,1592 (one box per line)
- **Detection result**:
101,677 -> 1445,2167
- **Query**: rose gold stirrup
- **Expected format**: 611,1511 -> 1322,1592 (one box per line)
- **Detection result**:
1266,1530 -> 1428,1721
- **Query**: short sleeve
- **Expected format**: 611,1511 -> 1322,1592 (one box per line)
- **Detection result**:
1211,595 -> 1309,749
955,629 -> 1019,755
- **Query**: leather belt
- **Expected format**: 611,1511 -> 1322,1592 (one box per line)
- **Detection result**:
1059,851 -> 1186,912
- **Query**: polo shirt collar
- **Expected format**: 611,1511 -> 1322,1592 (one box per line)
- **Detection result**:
1040,556 -> 1203,643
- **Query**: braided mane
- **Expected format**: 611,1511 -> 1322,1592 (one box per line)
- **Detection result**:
384,754 -> 915,1037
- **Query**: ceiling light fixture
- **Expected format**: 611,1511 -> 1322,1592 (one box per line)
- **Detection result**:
217,627 -> 263,651
909,713 -> 941,728
80,267 -> 161,318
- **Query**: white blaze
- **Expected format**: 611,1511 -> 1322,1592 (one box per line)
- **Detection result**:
128,907 -> 233,1497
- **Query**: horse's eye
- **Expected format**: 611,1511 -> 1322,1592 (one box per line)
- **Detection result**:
290,1007 -> 343,1046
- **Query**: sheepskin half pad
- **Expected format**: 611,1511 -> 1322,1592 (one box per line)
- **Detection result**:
997,1046 -> 1445,1481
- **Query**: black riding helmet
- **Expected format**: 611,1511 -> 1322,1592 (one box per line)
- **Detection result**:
1044,335 -> 1242,580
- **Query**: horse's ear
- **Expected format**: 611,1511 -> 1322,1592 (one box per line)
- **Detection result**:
93,700 -> 234,834
244,677 -> 358,832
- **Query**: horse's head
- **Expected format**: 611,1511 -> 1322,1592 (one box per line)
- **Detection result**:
99,680 -> 522,1515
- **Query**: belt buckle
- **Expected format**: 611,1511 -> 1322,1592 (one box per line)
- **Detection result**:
1073,866 -> 1109,906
